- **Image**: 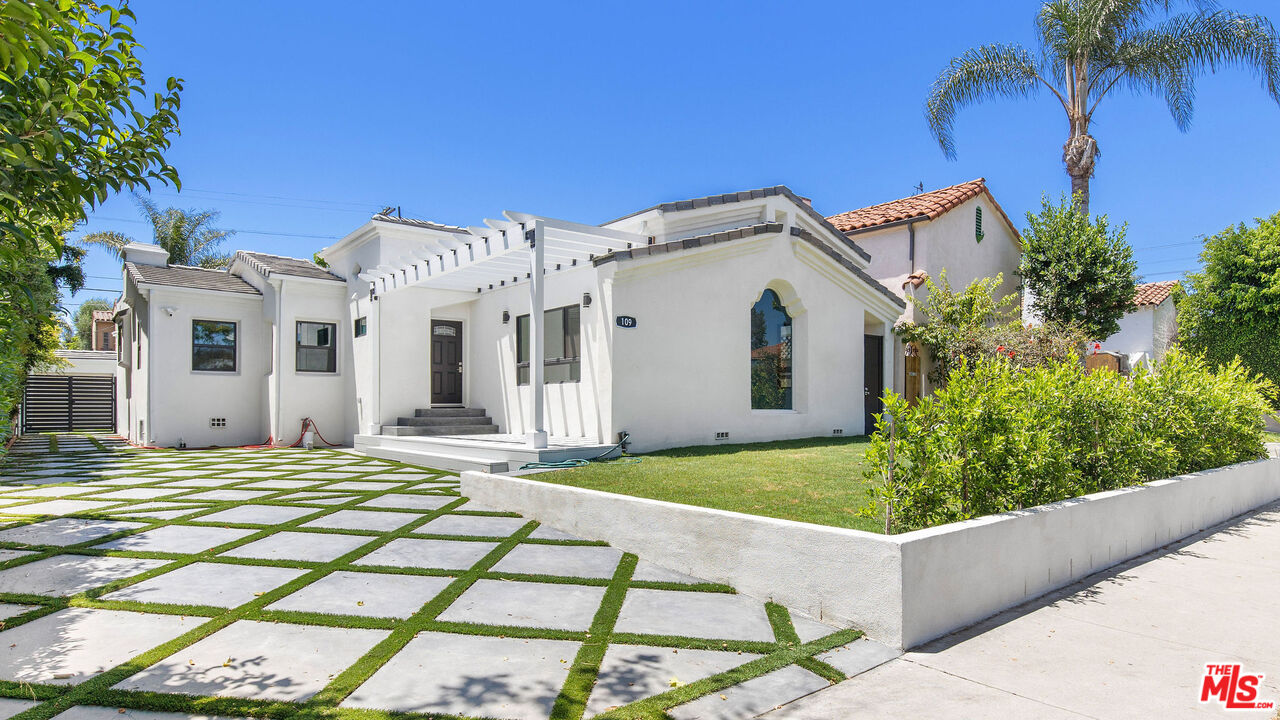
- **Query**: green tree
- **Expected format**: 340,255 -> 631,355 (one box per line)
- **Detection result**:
1020,195 -> 1138,339
924,0 -> 1280,213
1,0 -> 182,263
65,297 -> 112,349
1177,211 -> 1280,401
0,226 -> 85,440
81,195 -> 234,268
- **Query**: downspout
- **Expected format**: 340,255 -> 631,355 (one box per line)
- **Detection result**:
270,278 -> 285,445
143,288 -> 153,445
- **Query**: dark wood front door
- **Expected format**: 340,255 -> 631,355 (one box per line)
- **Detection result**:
431,320 -> 463,405
863,334 -> 884,434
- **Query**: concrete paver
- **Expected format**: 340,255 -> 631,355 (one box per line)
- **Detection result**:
342,631 -> 580,720
0,608 -> 194,684
118,620 -> 388,701
266,570 -> 452,618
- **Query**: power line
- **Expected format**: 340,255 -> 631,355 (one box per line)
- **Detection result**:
78,216 -> 342,241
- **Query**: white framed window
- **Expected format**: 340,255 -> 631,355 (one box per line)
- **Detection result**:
296,321 -> 337,373
192,320 -> 237,372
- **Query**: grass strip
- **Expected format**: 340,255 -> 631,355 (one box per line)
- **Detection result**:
592,629 -> 861,719
549,552 -> 638,720
301,519 -> 539,707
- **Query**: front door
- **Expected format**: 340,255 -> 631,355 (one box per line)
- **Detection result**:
863,334 -> 884,434
431,320 -> 463,405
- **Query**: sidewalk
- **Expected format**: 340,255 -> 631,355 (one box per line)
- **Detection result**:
764,501 -> 1280,719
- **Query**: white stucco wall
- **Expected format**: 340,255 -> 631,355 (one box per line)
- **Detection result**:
272,279 -> 350,445
608,232 -> 896,452
43,350 -> 117,376
915,196 -> 1021,311
464,264 -> 609,441
1097,304 -> 1155,360
464,452 -> 1280,649
855,195 -> 1022,397
139,286 -> 269,448
1096,298 -> 1178,366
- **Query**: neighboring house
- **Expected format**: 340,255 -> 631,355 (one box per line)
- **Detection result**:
825,178 -> 1023,400
318,185 -> 906,467
114,243 -> 349,448
90,310 -> 116,351
1095,280 -> 1179,368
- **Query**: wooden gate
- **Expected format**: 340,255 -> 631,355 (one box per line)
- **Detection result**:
20,375 -> 116,433
904,343 -> 922,406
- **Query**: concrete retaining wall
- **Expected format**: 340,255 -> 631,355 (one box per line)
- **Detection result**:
461,454 -> 1280,650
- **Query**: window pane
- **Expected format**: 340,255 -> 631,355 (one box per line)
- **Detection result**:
516,315 -> 529,364
563,305 -> 580,360
193,345 -> 236,372
297,346 -> 335,372
750,289 -> 793,409
193,321 -> 235,347
297,322 -> 334,347
544,308 -> 565,362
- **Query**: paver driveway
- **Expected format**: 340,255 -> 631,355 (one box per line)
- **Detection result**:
0,434 -> 880,720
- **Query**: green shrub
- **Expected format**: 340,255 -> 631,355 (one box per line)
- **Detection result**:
864,349 -> 1273,533
896,271 -> 1085,386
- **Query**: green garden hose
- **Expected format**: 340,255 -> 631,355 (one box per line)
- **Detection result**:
519,433 -> 640,470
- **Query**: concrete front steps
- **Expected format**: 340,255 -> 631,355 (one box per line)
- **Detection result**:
355,432 -> 621,474
381,407 -> 500,437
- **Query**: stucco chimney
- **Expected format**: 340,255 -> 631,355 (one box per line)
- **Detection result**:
122,242 -> 169,267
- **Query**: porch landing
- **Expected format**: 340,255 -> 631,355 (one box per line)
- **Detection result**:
355,432 -> 620,473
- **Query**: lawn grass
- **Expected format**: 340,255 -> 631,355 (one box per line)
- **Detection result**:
534,436 -> 882,532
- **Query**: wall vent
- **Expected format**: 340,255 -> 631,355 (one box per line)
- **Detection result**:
210,418 -> 227,428
832,428 -> 844,436
714,431 -> 730,440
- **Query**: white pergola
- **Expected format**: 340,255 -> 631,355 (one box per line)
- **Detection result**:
358,212 -> 649,449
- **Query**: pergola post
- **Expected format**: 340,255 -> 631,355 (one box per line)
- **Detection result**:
526,221 -> 548,449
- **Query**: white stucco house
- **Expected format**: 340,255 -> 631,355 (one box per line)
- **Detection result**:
1095,280 -> 1179,368
825,178 -> 1023,402
113,180 -> 1024,470
114,243 -> 350,449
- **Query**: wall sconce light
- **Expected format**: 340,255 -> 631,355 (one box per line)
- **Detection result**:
582,292 -> 592,308
502,310 -> 511,324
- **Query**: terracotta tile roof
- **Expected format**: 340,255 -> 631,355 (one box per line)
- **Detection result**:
234,251 -> 343,282
90,310 -> 114,322
825,178 -> 1018,238
1134,280 -> 1178,307
124,262 -> 261,295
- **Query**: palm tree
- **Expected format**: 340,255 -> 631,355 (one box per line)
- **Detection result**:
925,0 -> 1280,213
81,194 -> 234,268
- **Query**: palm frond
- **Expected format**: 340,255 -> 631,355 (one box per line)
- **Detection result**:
77,231 -> 134,260
1103,10 -> 1280,123
925,43 -> 1044,160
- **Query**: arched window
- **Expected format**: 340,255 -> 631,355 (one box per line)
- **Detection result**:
750,289 -> 793,409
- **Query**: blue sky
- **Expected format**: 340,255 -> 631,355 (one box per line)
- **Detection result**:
67,0 -> 1280,311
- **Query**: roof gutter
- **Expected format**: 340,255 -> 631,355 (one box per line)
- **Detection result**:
840,214 -> 931,237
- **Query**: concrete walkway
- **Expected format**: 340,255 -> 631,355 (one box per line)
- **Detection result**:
763,501 -> 1280,719
0,434 -> 886,720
